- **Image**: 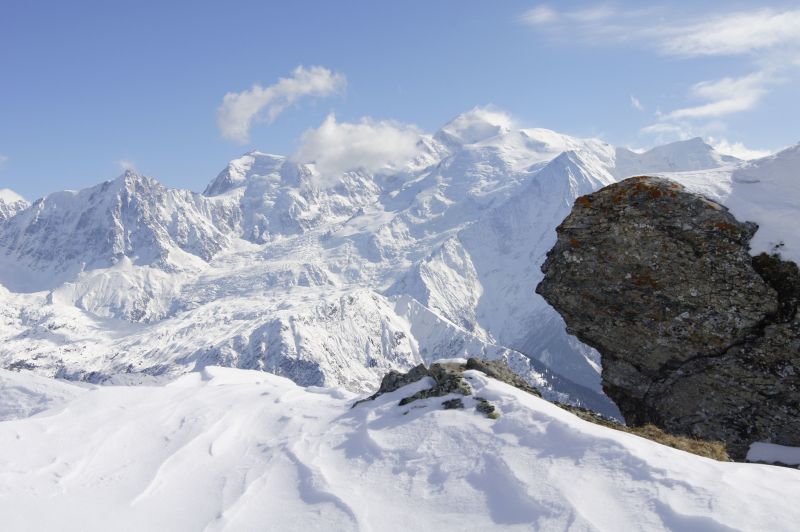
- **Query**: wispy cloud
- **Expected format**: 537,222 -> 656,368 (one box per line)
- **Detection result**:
521,5 -> 800,145
117,160 -> 137,173
0,154 -> 8,166
629,95 -> 644,111
292,114 -> 423,185
659,9 -> 800,57
520,5 -> 800,57
661,71 -> 772,120
519,5 -> 558,25
217,66 -> 346,144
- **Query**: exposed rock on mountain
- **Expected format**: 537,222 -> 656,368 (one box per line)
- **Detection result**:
537,176 -> 800,459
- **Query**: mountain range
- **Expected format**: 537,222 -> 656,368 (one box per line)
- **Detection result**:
1,108 -> 798,418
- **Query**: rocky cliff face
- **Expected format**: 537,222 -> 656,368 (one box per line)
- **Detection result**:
536,176 -> 800,459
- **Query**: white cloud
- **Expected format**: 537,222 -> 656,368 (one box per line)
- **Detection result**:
568,5 -> 617,24
519,6 -> 558,25
292,114 -> 424,184
217,66 -> 346,143
0,154 -> 7,166
630,95 -> 644,111
117,160 -> 137,173
520,5 -> 800,58
708,138 -> 772,160
523,5 -> 799,143
660,9 -> 800,57
663,71 -> 771,120
639,122 -> 694,144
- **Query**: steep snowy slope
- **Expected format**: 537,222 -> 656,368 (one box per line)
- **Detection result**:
0,366 -> 797,531
399,151 -> 615,390
0,188 -> 29,222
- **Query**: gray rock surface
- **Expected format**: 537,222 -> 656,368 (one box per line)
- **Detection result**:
536,175 -> 800,459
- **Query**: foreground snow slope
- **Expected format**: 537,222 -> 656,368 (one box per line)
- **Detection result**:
0,366 -> 797,531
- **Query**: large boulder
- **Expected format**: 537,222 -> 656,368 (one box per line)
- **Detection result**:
536,175 -> 800,459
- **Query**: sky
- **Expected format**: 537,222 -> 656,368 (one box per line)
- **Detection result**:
1,0 -> 799,200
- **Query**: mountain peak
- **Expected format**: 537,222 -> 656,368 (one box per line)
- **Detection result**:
0,188 -> 30,222
436,106 -> 514,146
204,152 -> 287,196
111,168 -> 153,188
0,188 -> 27,204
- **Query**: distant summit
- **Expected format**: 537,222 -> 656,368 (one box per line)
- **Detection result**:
0,188 -> 29,222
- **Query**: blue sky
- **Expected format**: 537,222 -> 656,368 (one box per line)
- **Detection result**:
1,0 -> 799,199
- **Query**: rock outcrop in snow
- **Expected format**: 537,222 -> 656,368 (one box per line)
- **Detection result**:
355,358 -> 541,417
537,176 -> 800,459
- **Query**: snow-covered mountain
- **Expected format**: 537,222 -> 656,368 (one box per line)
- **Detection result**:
613,137 -> 739,178
2,109 -> 793,418
0,188 -> 29,222
0,171 -> 234,292
0,365 -> 797,531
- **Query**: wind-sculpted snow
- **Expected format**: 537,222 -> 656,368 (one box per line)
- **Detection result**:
0,366 -> 797,531
0,369 -> 89,421
1,109 -> 793,415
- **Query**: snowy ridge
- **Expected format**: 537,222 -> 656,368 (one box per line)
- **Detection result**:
0,110 -> 796,415
0,366 -> 797,531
